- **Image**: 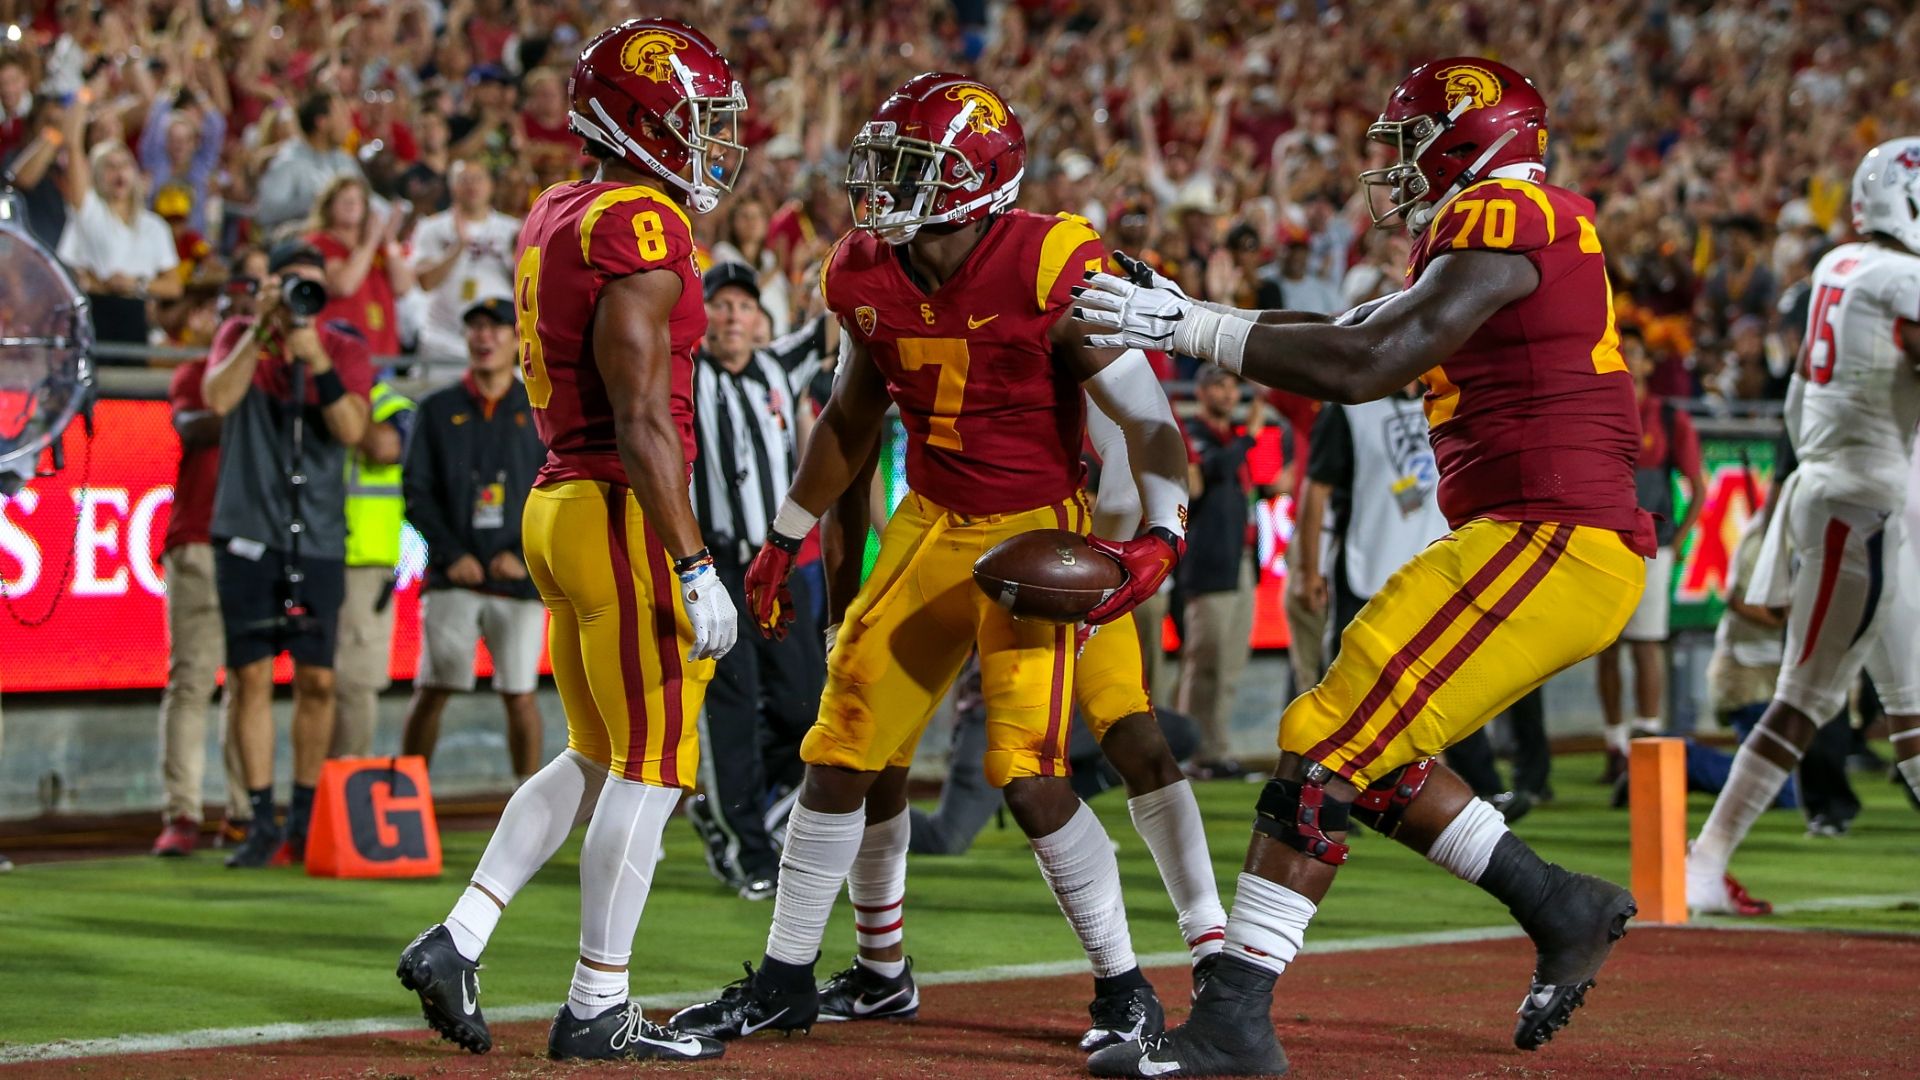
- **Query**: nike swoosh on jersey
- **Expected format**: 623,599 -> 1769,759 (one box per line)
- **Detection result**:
968,314 -> 1000,329
740,1008 -> 790,1036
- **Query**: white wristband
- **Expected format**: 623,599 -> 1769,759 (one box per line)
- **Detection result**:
771,497 -> 819,542
1172,306 -> 1255,375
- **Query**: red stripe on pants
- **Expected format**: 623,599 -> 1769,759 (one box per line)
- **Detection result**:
1340,526 -> 1572,779
644,527 -> 685,788
1797,517 -> 1852,666
1303,524 -> 1541,764
605,488 -> 652,781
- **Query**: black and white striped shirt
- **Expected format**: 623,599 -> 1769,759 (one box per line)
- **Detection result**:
691,315 -> 830,557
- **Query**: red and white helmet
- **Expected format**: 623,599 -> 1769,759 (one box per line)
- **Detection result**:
845,72 -> 1026,245
1359,57 -> 1548,234
1853,138 -> 1920,254
568,18 -> 747,215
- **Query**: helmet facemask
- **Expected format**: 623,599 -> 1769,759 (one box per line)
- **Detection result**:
1358,113 -> 1443,231
844,120 -> 1020,246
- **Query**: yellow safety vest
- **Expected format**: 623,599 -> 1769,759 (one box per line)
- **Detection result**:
344,381 -> 414,567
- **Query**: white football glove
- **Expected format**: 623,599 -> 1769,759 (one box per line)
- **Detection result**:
1113,249 -> 1190,298
678,562 -> 738,661
1072,272 -> 1194,352
823,622 -> 840,655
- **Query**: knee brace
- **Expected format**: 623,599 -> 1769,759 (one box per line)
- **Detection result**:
1253,769 -> 1352,865
1349,758 -> 1435,839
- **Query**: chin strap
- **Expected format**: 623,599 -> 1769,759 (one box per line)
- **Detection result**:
1407,128 -> 1522,237
576,97 -> 722,215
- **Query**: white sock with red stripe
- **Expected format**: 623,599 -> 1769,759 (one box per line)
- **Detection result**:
1690,737 -> 1795,879
1031,802 -> 1137,977
1223,873 -> 1317,977
451,748 -> 608,962
848,807 -> 909,973
1126,780 -> 1227,961
570,776 -> 682,1018
766,802 -> 867,967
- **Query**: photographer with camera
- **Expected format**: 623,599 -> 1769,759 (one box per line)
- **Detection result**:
201,239 -> 374,869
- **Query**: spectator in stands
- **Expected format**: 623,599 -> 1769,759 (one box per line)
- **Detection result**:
400,296 -> 547,781
202,239 -> 374,868
306,175 -> 413,358
137,82 -> 225,237
151,354 -> 244,857
410,160 -> 521,374
1596,327 -> 1706,780
517,69 -> 577,175
253,92 -> 362,234
1176,367 -> 1268,779
398,99 -> 454,215
681,264 -> 824,901
331,376 -> 414,759
711,198 -> 791,339
1698,214 -> 1778,346
56,124 -> 181,345
4,95 -> 78,251
1263,226 -> 1342,314
449,65 -> 517,165
0,50 -> 31,163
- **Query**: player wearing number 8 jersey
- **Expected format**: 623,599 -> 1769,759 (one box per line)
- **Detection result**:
398,18 -> 747,1065
1686,138 -> 1920,919
670,72 -> 1204,1054
1077,58 -> 1651,1076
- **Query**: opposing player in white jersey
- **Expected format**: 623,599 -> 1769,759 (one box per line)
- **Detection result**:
1687,137 -> 1920,915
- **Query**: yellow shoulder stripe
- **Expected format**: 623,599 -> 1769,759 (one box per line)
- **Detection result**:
1577,214 -> 1604,255
1453,178 -> 1557,246
818,234 -> 846,307
1036,215 -> 1103,313
577,183 -> 693,266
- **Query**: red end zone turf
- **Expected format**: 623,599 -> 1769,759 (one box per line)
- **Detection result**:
7,928 -> 1916,1078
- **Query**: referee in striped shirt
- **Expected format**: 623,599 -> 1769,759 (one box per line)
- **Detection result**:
685,262 -> 830,900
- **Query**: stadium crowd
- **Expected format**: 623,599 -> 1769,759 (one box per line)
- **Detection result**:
0,0 -> 1913,400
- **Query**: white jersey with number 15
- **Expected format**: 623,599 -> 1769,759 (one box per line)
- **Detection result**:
1790,240 -> 1920,509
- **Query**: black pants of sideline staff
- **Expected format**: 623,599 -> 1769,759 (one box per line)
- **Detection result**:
702,546 -> 823,884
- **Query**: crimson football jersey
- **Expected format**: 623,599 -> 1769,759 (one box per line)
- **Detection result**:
515,179 -> 706,486
821,210 -> 1107,517
1406,178 -> 1655,554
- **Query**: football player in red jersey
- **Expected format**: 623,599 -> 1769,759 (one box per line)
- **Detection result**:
397,19 -> 745,1064
669,73 -> 1197,1052
1077,59 -> 1652,1075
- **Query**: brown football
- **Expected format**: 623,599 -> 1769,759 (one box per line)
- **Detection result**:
973,529 -> 1126,624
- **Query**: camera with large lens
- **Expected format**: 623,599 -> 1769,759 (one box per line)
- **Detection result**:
281,276 -> 329,318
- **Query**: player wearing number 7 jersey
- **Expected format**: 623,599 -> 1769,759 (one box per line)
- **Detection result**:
669,72 -> 1195,1054
1686,138 -> 1920,918
397,18 -> 747,1065
1076,58 -> 1654,1076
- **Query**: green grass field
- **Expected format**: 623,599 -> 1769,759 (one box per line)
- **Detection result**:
2,752 -> 1915,1051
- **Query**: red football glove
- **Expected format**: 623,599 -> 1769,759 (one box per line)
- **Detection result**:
1084,528 -> 1184,626
744,536 -> 800,640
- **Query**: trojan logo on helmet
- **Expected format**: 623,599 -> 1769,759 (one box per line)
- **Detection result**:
620,28 -> 688,83
1434,64 -> 1504,112
943,84 -> 1008,134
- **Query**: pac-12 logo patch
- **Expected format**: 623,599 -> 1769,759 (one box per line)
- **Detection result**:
1435,64 -> 1503,112
855,306 -> 877,336
621,29 -> 688,83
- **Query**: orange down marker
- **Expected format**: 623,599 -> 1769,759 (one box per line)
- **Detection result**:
1629,737 -> 1687,925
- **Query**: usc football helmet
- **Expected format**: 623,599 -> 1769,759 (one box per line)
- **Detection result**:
568,18 -> 747,215
1853,137 -> 1920,255
845,72 -> 1026,245
1360,57 -> 1548,234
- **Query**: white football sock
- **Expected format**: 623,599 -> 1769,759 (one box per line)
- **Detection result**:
566,960 -> 628,1020
857,955 -> 907,979
1223,873 -> 1318,977
452,749 -> 607,961
848,807 -> 909,953
1031,802 -> 1136,978
1604,722 -> 1630,756
1893,746 -> 1920,800
1690,741 -> 1794,876
1127,780 -> 1227,960
575,776 -> 681,971
765,803 -> 866,966
1632,715 -> 1665,736
1425,796 -> 1508,884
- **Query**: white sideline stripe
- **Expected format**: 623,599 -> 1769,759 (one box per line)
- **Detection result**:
2,904 -> 1912,1065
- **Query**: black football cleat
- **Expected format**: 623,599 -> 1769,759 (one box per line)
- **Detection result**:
1189,953 -> 1221,1003
396,924 -> 490,1054
1088,954 -> 1288,1077
548,1001 -> 724,1062
1080,979 -> 1165,1053
222,821 -> 284,869
1512,867 -> 1635,1050
669,962 -> 819,1040
818,957 -> 919,1022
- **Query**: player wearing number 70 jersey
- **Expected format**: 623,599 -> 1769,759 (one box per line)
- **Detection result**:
1076,57 -> 1655,1076
397,18 -> 747,1065
1686,138 -> 1920,919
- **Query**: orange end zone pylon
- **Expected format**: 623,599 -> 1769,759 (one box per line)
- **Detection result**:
1629,737 -> 1688,925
